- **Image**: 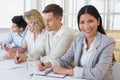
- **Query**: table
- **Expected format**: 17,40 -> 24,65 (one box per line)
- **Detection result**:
0,59 -> 85,80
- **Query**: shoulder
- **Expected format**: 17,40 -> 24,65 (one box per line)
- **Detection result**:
74,32 -> 85,42
95,32 -> 115,49
98,32 -> 115,44
8,30 -> 18,36
61,26 -> 76,37
26,30 -> 32,38
38,29 -> 48,39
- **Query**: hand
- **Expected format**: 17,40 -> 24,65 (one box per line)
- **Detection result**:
4,53 -> 16,59
37,62 -> 52,71
2,43 -> 10,51
37,62 -> 46,71
14,53 -> 27,64
53,66 -> 74,76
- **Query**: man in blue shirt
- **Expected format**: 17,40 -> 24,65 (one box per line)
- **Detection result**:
2,15 -> 27,53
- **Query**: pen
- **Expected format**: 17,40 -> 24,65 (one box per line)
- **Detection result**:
16,51 -> 19,60
41,62 -> 44,66
40,57 -> 44,67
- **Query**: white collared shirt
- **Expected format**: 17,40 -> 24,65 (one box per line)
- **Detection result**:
80,36 -> 97,66
26,30 -> 46,53
40,25 -> 75,62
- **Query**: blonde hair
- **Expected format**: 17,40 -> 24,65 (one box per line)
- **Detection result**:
24,9 -> 45,33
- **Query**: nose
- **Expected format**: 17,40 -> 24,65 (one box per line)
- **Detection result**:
11,26 -> 13,29
84,22 -> 90,29
44,20 -> 49,26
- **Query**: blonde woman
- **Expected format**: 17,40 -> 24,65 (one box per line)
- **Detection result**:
23,9 -> 46,54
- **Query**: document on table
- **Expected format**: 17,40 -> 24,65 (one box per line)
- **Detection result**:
35,68 -> 66,78
35,68 -> 52,76
47,72 -> 66,78
0,59 -> 26,69
0,49 -> 7,60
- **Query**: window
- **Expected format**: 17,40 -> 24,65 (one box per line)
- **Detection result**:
1,0 -> 120,30
0,0 -> 25,28
40,0 -> 120,30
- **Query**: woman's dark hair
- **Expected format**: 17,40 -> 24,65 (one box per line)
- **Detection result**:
77,5 -> 106,35
12,15 -> 27,30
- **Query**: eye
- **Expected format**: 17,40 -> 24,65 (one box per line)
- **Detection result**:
88,20 -> 94,23
48,19 -> 52,22
79,21 -> 84,24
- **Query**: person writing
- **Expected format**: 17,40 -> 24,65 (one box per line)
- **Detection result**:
6,9 -> 46,59
38,5 -> 115,80
2,15 -> 27,51
2,15 -> 27,58
15,4 -> 75,65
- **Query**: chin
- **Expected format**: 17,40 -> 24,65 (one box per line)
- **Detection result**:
46,28 -> 52,31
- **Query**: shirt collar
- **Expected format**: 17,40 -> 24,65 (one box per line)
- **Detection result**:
49,25 -> 64,37
20,28 -> 28,37
83,36 -> 97,51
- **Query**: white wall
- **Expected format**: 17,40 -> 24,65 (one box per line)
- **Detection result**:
0,29 -> 9,41
24,0 -> 39,11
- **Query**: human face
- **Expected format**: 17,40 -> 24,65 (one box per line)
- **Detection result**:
79,13 -> 100,38
11,23 -> 19,32
43,12 -> 62,31
25,18 -> 35,32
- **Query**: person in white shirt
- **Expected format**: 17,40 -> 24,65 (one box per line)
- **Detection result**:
37,5 -> 115,80
22,9 -> 46,54
15,4 -> 75,65
6,9 -> 46,59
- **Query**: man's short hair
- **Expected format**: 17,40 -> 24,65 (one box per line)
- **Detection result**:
12,15 -> 27,29
42,4 -> 63,18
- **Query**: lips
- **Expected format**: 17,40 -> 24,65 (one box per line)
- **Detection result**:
84,29 -> 92,33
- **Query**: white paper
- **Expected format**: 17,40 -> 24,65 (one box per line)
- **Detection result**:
47,72 -> 66,78
0,59 -> 26,69
0,49 -> 7,60
35,68 -> 52,76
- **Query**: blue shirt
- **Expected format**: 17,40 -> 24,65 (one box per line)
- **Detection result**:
4,28 -> 28,48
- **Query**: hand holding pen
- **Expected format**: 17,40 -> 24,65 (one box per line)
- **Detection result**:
37,62 -> 45,71
37,61 -> 52,71
15,51 -> 23,64
15,51 -> 27,64
16,51 -> 19,60
15,51 -> 20,63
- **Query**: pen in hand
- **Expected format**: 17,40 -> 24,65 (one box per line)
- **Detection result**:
16,51 -> 20,63
41,62 -> 44,66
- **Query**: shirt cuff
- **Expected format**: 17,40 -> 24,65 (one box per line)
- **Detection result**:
49,58 -> 60,67
26,54 -> 33,61
74,66 -> 83,78
26,54 -> 30,61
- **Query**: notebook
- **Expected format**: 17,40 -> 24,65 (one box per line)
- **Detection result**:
47,72 -> 66,78
35,68 -> 66,78
35,68 -> 52,76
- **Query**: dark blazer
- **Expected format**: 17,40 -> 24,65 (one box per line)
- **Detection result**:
58,32 -> 115,80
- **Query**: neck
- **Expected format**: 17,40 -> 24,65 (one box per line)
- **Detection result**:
34,31 -> 38,41
86,36 -> 95,50
18,31 -> 23,36
52,23 -> 62,35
